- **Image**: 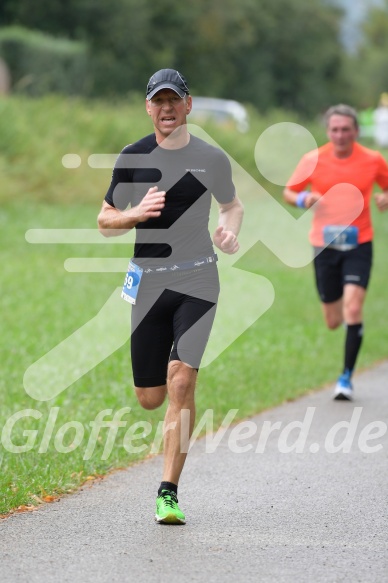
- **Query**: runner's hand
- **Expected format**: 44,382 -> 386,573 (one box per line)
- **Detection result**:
129,186 -> 166,222
374,192 -> 388,212
305,191 -> 322,209
213,226 -> 239,254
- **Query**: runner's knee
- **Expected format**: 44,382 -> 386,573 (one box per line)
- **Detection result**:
322,303 -> 343,329
135,385 -> 167,410
344,303 -> 363,324
325,316 -> 342,330
167,362 -> 196,407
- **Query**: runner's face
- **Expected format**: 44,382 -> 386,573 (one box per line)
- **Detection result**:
146,89 -> 192,142
327,114 -> 358,156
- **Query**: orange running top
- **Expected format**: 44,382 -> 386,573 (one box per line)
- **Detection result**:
286,142 -> 388,246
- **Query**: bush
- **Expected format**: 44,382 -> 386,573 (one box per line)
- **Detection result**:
0,26 -> 91,95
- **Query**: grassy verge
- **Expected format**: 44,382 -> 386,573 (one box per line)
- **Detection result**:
0,96 -> 387,515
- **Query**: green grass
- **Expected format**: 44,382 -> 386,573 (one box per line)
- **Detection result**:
0,95 -> 387,515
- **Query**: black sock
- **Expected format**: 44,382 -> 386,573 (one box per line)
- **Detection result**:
344,323 -> 363,374
158,481 -> 178,496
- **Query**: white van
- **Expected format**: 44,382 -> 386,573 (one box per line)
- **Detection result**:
190,97 -> 249,133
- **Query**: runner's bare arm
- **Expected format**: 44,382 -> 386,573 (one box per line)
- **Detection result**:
374,189 -> 388,212
213,196 -> 244,255
97,186 -> 166,237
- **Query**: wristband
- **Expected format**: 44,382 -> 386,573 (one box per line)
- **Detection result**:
296,190 -> 309,208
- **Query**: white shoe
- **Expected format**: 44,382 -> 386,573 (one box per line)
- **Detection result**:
333,372 -> 353,400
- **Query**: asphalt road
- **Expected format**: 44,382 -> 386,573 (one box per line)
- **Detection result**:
1,362 -> 387,583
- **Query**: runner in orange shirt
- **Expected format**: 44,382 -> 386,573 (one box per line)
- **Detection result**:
284,104 -> 388,400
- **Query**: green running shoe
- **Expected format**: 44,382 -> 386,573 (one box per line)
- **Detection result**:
155,490 -> 186,525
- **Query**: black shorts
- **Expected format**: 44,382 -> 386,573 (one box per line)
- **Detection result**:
130,265 -> 220,387
313,242 -> 373,303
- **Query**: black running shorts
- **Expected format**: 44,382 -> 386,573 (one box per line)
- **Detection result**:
313,242 -> 373,303
130,265 -> 220,387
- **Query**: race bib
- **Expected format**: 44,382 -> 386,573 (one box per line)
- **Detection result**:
323,225 -> 359,251
121,261 -> 143,305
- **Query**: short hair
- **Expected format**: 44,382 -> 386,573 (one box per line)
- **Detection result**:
324,104 -> 359,130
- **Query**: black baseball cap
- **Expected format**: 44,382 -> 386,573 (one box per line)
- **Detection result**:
146,69 -> 190,100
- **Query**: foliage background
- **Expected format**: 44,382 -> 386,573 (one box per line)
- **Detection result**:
0,0 -> 387,110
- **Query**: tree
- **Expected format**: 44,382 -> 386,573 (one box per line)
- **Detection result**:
343,0 -> 388,107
